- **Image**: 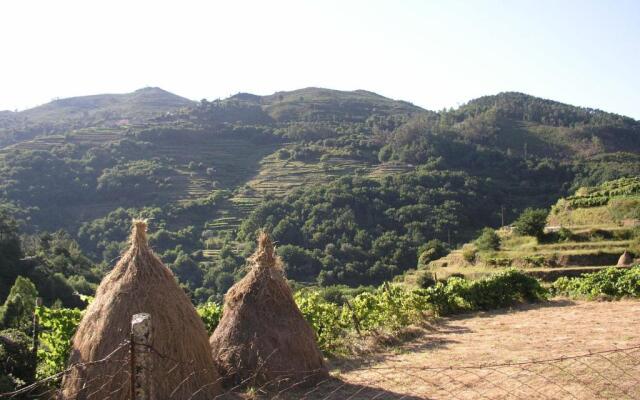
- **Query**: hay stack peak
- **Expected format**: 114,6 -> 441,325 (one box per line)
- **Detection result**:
61,220 -> 222,399
618,250 -> 633,266
131,218 -> 148,248
250,232 -> 279,269
210,232 -> 328,387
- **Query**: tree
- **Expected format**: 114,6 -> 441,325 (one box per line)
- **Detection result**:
278,245 -> 321,281
475,228 -> 501,251
0,211 -> 21,301
418,239 -> 449,267
0,328 -> 36,391
214,272 -> 234,294
171,253 -> 203,290
513,208 -> 548,238
0,277 -> 38,330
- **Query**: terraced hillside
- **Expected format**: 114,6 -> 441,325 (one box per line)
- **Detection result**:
406,177 -> 640,285
202,146 -> 415,260
2,86 -> 640,292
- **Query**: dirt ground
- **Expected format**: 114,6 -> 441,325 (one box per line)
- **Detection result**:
290,299 -> 640,400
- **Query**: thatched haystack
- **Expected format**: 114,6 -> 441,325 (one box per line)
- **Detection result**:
210,233 -> 328,387
61,220 -> 221,399
618,251 -> 633,266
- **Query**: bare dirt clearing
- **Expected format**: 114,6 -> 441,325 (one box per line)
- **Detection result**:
289,299 -> 640,399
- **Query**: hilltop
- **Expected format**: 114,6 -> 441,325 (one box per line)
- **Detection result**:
0,86 -> 639,301
0,87 -> 194,146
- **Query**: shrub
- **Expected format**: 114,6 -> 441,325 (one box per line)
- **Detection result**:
276,149 -> 291,160
420,270 -> 547,316
513,208 -> 548,238
196,302 -> 223,335
557,227 -> 574,242
475,228 -> 501,251
0,328 -> 35,391
417,239 -> 448,267
294,290 -> 345,353
416,271 -> 437,288
552,266 -> 640,299
462,244 -> 477,262
36,305 -> 82,378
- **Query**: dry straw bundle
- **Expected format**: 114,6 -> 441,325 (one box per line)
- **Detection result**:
61,220 -> 221,399
210,232 -> 328,387
618,250 -> 633,266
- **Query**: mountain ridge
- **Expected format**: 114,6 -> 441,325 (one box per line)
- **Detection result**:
3,87 -> 639,125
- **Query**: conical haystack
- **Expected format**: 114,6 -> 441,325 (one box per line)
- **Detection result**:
618,250 -> 633,266
61,220 -> 222,399
210,233 -> 328,387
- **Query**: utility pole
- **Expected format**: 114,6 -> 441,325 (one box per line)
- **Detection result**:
501,205 -> 505,227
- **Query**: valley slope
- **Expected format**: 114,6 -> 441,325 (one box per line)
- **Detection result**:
1,87 -> 639,301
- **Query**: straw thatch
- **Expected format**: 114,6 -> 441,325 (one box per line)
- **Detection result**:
617,251 -> 633,267
61,220 -> 222,399
210,233 -> 328,387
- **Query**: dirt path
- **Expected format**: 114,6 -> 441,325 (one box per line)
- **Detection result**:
300,299 -> 640,399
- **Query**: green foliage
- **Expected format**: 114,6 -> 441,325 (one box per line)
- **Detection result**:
416,271 -> 437,288
565,177 -> 640,209
417,239 -> 449,267
239,170 -> 491,286
0,328 -> 35,392
170,252 -> 203,291
2,89 -> 639,304
35,305 -> 82,378
420,269 -> 547,316
196,302 -> 223,335
0,277 -> 38,330
552,266 -> 640,299
513,208 -> 548,238
462,244 -> 477,262
571,154 -> 640,190
348,284 -> 428,331
8,270 -> 548,369
278,245 -> 322,282
557,227 -> 574,242
475,228 -> 501,251
0,227 -> 97,309
97,160 -> 174,200
294,270 -> 545,353
0,211 -> 22,301
294,290 -> 345,353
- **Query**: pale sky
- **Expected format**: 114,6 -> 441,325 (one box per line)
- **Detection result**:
1,0 -> 639,119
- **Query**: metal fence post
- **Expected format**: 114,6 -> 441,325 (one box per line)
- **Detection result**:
130,313 -> 152,400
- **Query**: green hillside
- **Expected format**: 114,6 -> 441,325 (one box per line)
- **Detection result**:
414,177 -> 640,285
0,87 -> 639,303
0,87 -> 194,147
450,92 -> 640,157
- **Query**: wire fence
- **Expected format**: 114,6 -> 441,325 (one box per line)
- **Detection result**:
2,324 -> 639,399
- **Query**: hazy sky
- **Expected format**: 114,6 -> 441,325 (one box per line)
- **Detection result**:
1,0 -> 639,118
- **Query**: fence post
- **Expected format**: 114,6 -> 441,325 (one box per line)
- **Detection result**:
130,313 -> 152,400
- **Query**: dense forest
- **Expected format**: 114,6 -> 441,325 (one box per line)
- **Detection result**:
1,87 -> 639,304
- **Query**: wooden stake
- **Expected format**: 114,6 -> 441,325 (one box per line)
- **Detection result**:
131,313 -> 152,400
